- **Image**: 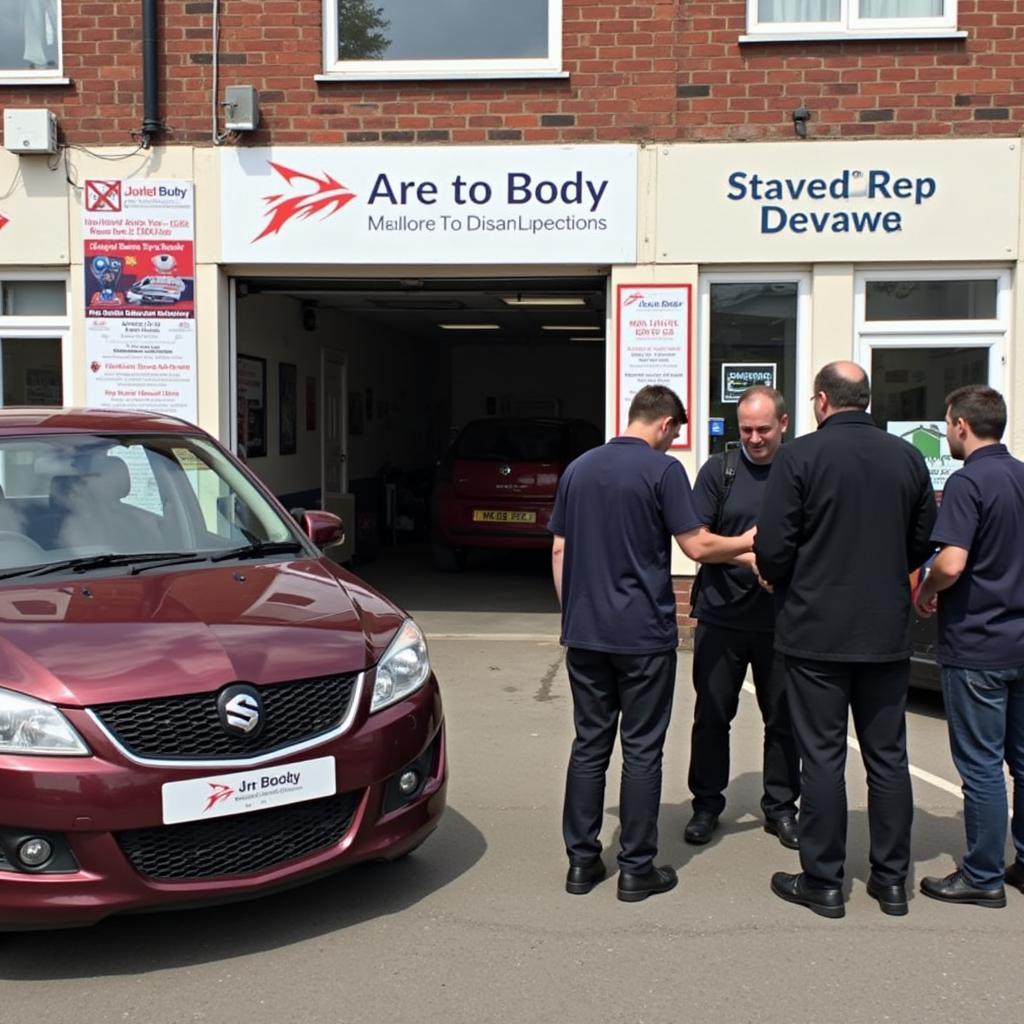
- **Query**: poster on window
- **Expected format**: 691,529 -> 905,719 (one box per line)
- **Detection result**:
722,363 -> 777,403
887,421 -> 957,493
82,179 -> 198,423
615,284 -> 692,449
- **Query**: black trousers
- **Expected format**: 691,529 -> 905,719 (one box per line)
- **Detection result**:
689,621 -> 800,820
784,656 -> 913,889
563,647 -> 676,873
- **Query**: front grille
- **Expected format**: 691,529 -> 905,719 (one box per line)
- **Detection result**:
116,792 -> 360,881
92,674 -> 358,760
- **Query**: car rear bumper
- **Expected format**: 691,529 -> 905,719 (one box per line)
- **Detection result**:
0,683 -> 447,930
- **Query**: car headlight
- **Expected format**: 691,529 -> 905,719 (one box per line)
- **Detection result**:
0,688 -> 90,756
371,619 -> 431,713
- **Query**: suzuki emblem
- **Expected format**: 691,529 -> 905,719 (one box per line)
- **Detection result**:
217,684 -> 264,737
499,464 -> 512,477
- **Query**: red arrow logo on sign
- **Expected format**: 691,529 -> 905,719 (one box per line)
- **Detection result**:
0,212 -> 9,232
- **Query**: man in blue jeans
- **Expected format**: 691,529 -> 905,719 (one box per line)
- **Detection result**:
914,384 -> 1024,908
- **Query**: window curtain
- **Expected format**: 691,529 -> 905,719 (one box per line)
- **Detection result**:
859,0 -> 942,16
758,0 -> 840,23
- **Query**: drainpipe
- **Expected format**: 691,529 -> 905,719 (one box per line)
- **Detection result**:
141,0 -> 161,147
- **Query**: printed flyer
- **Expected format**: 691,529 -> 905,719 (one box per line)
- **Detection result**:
82,179 -> 197,423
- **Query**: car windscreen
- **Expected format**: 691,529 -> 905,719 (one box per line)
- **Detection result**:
454,421 -> 565,462
0,432 -> 302,573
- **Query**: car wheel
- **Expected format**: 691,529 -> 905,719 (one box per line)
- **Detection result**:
431,542 -> 466,572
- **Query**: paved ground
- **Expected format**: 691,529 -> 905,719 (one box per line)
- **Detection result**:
4,545 -> 1021,1023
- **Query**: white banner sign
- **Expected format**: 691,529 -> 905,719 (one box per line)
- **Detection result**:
616,284 -> 692,449
83,179 -> 198,423
220,145 -> 638,264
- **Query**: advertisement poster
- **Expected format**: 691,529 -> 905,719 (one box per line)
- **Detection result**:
615,284 -> 692,449
722,363 -> 776,403
888,421 -> 958,493
82,179 -> 197,423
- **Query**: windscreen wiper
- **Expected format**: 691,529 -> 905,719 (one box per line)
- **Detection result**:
209,540 -> 306,563
4,552 -> 212,580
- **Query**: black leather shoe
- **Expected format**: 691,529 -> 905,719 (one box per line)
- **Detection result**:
1005,861 -> 1024,893
770,871 -> 845,919
565,859 -> 607,895
684,811 -> 719,845
764,814 -> 800,850
617,865 -> 678,903
920,870 -> 1006,908
866,876 -> 908,916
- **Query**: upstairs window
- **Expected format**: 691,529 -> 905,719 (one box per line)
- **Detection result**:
745,0 -> 959,40
323,0 -> 563,80
0,0 -> 62,79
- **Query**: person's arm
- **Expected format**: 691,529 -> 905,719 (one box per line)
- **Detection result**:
675,525 -> 756,563
551,534 -> 565,606
913,545 -> 968,617
753,446 -> 801,584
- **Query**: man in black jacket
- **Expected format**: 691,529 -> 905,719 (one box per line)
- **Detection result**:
755,362 -> 936,919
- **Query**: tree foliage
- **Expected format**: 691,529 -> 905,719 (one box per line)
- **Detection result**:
338,0 -> 391,60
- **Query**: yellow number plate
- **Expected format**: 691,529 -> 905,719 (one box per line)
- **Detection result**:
472,510 -> 537,523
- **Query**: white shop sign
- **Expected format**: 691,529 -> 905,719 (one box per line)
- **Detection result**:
657,139 -> 1020,263
220,145 -> 638,264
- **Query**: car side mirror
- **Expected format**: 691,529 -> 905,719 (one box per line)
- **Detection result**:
299,510 -> 344,548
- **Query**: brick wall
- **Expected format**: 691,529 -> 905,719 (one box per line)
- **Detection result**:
3,1 -> 1022,146
673,575 -> 696,651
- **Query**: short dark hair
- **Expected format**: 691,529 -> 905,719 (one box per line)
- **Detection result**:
737,385 -> 787,419
946,384 -> 1006,441
627,385 -> 687,426
814,363 -> 870,410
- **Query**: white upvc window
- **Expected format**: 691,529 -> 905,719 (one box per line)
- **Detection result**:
0,273 -> 71,409
743,0 -> 961,42
321,0 -> 564,81
0,0 -> 65,83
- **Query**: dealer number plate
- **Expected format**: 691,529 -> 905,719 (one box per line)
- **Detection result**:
161,756 -> 336,824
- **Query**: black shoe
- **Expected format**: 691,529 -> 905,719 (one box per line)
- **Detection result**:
617,865 -> 678,903
565,859 -> 607,895
684,811 -> 719,845
866,875 -> 908,916
764,814 -> 800,850
1005,861 -> 1024,893
770,871 -> 845,919
920,870 -> 1006,908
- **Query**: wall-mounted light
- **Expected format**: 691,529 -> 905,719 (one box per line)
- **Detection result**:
792,106 -> 811,139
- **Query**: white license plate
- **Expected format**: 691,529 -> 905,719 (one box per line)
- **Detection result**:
161,756 -> 336,825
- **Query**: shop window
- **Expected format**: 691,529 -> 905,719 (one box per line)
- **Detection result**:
745,0 -> 957,39
0,275 -> 69,410
0,0 -> 62,77
323,0 -> 562,79
865,279 -> 997,322
705,280 -> 802,452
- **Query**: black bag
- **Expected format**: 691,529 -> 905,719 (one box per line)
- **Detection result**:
689,445 -> 740,615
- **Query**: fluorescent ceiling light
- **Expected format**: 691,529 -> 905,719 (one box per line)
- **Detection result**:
541,324 -> 601,331
438,323 -> 501,330
570,336 -> 604,342
500,296 -> 587,307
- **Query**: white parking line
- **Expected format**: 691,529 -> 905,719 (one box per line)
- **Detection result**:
741,681 -> 963,799
426,632 -> 561,642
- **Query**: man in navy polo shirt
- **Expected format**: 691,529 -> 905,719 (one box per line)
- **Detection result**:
914,384 -> 1024,909
550,385 -> 755,902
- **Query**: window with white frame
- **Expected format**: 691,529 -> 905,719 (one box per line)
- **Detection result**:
0,276 -> 69,408
0,0 -> 62,78
745,0 -> 958,39
323,0 -> 563,79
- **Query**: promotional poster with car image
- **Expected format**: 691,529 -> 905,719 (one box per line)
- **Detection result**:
83,179 -> 198,422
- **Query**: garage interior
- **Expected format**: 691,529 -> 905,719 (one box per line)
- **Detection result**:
233,274 -> 607,616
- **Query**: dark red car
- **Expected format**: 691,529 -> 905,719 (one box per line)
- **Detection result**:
430,417 -> 603,570
0,408 -> 446,929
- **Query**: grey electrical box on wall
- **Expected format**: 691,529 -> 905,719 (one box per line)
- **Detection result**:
3,109 -> 58,154
224,86 -> 260,132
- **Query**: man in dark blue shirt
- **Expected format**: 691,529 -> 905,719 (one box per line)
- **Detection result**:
550,385 -> 754,902
914,385 -> 1024,908
685,387 -> 800,851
